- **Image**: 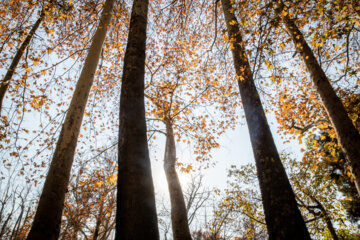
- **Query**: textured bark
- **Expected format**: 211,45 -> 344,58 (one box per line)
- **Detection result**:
276,0 -> 360,196
0,10 -> 44,114
163,120 -> 192,240
115,0 -> 159,239
220,0 -> 311,239
26,1 -> 115,239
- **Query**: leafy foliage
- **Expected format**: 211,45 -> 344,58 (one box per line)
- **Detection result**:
0,0 -> 359,238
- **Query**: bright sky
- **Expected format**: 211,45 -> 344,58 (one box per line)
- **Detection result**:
151,111 -> 304,199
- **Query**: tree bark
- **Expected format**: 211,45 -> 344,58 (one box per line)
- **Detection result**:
163,120 -> 192,240
115,0 -> 159,239
220,0 -> 311,239
26,0 -> 115,239
275,0 -> 360,196
0,9 -> 44,114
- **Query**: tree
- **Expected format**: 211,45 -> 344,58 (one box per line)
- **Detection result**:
0,0 -> 72,114
26,0 -> 115,239
286,154 -> 344,240
1,1 -> 359,239
0,183 -> 36,240
115,0 -> 159,239
163,120 -> 192,240
144,6 -> 232,235
273,0 -> 360,195
60,153 -> 117,240
157,174 -> 213,240
215,154 -> 359,239
304,91 -> 360,224
220,0 -> 310,238
274,46 -> 360,222
0,5 -> 44,114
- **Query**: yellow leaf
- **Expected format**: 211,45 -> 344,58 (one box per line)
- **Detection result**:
280,10 -> 288,17
107,174 -> 117,184
33,59 -> 40,66
229,20 -> 237,26
95,181 -> 104,188
265,60 -> 273,70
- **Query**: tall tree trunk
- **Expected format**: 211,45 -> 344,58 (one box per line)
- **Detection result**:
93,202 -> 104,240
26,1 -> 115,239
115,0 -> 159,239
163,119 -> 192,240
0,9 -> 44,114
220,0 -> 311,239
275,0 -> 360,196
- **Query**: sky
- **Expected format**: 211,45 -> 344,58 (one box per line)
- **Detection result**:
149,109 -> 305,239
151,111 -> 304,200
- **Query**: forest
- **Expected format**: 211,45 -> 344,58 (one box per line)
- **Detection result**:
0,0 -> 359,239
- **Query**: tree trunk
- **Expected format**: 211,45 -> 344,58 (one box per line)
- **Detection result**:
115,0 -> 159,239
26,1 -> 115,239
321,208 -> 339,240
312,197 -> 339,240
220,0 -> 311,239
275,0 -> 360,196
163,120 -> 192,240
0,9 -> 44,114
10,201 -> 24,240
93,202 -> 104,240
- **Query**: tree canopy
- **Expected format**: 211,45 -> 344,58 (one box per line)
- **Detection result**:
0,0 -> 359,239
